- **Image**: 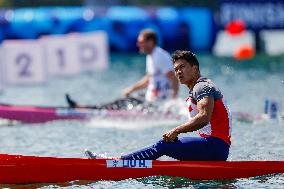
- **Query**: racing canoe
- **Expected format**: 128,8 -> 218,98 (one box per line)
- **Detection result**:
0,103 -> 182,124
0,103 -> 91,123
0,154 -> 283,184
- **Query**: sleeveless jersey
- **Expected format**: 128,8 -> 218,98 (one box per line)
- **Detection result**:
186,77 -> 232,145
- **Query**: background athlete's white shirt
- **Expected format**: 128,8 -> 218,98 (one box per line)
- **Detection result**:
145,47 -> 173,102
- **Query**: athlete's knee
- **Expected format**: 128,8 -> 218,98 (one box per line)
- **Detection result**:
155,139 -> 167,147
214,145 -> 230,161
221,148 -> 230,161
152,139 -> 167,153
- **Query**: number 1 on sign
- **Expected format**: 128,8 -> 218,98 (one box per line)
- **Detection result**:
56,48 -> 65,69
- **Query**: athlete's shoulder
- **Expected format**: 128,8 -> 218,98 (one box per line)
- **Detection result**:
194,77 -> 210,87
195,77 -> 218,89
154,47 -> 170,57
196,77 -> 212,83
152,47 -> 172,70
192,77 -> 223,101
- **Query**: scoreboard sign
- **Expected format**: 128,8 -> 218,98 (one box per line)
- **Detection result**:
1,40 -> 46,85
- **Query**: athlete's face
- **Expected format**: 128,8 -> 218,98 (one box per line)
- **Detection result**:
173,59 -> 197,85
136,34 -> 153,54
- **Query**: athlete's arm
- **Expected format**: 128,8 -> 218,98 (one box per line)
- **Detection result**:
123,75 -> 150,97
166,71 -> 179,98
163,96 -> 214,142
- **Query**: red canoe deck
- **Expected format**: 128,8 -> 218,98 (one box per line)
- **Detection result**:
0,154 -> 283,184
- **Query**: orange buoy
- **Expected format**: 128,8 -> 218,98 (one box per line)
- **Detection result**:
234,45 -> 255,60
226,20 -> 246,36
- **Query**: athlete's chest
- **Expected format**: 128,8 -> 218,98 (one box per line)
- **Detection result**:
146,58 -> 162,75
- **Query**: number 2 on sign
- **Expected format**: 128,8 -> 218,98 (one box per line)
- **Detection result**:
15,54 -> 33,77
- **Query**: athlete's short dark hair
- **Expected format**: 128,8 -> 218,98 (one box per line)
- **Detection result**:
172,50 -> 199,69
140,29 -> 157,44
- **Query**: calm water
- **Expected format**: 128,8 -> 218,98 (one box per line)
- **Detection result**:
0,53 -> 283,188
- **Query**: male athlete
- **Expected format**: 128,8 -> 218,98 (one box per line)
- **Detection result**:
123,29 -> 179,102
86,50 -> 232,161
66,29 -> 178,109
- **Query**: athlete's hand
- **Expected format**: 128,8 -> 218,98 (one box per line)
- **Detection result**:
122,88 -> 132,97
163,128 -> 179,142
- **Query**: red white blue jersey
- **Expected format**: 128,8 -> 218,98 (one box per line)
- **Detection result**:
186,77 -> 232,145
